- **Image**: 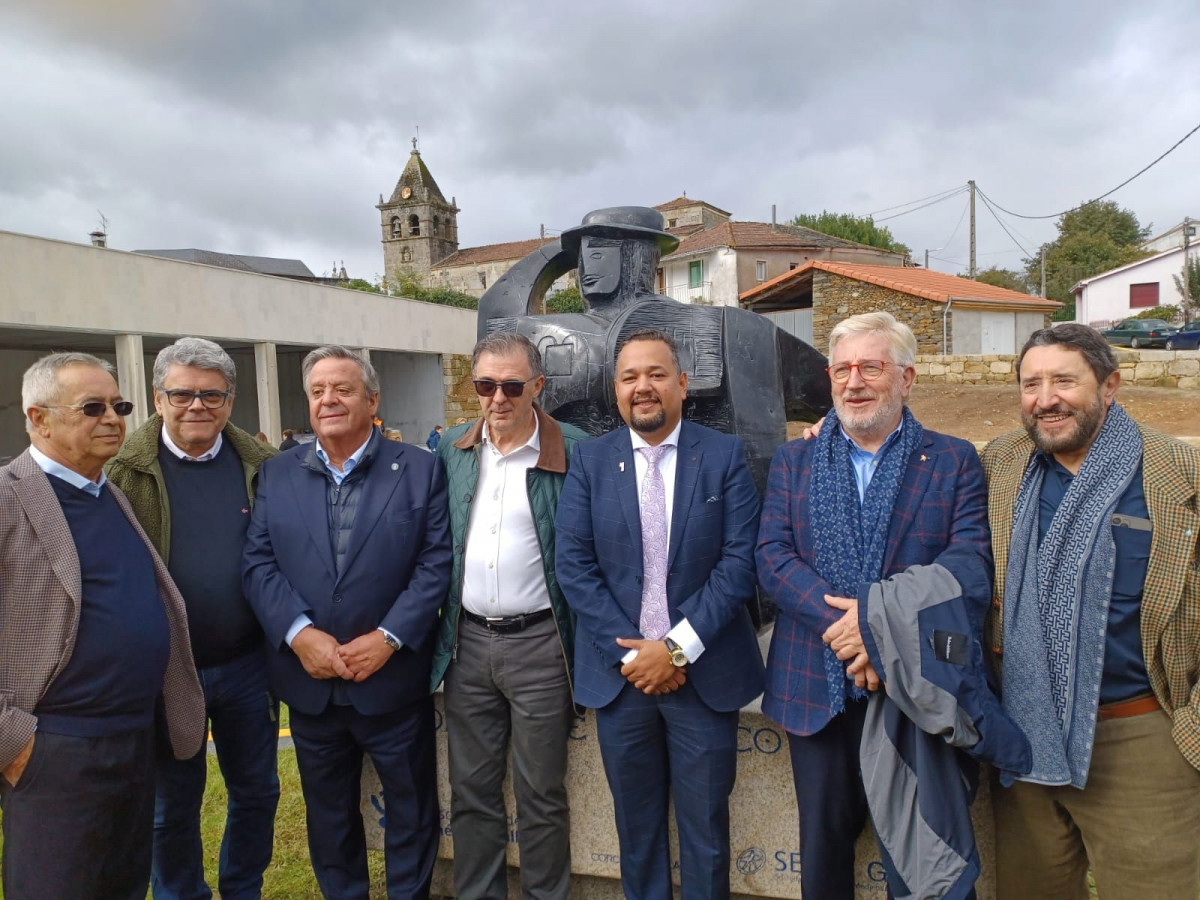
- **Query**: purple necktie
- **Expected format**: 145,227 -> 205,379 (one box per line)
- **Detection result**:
638,445 -> 671,640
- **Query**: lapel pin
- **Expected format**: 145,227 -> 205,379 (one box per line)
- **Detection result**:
920,454 -> 928,462
391,462 -> 399,471
619,461 -> 625,472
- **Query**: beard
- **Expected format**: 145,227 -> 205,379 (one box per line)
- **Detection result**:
1022,396 -> 1107,456
834,381 -> 906,440
629,395 -> 667,434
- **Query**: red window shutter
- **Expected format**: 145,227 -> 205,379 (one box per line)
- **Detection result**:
1129,282 -> 1160,308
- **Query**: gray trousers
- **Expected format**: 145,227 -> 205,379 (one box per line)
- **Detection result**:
444,613 -> 574,900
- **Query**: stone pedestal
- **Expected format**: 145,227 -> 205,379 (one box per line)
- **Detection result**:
361,693 -> 996,898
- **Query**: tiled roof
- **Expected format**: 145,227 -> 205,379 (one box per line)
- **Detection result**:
665,221 -> 872,258
132,248 -> 315,279
433,237 -> 555,268
653,195 -> 733,216
741,260 -> 1060,309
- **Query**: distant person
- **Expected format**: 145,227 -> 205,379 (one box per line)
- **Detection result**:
107,337 -> 280,900
254,431 -> 270,444
425,424 -> 443,452
243,345 -> 452,898
555,328 -> 764,898
984,324 -> 1200,899
279,428 -> 299,451
0,352 -> 204,900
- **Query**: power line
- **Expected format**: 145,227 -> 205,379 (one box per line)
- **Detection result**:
977,190 -> 1034,258
868,184 -> 966,217
935,197 -> 971,254
875,186 -> 969,223
980,119 -> 1200,220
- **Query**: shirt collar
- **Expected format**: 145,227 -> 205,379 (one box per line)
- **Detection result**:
315,431 -> 373,475
629,418 -> 683,452
29,444 -> 106,497
481,414 -> 541,458
840,417 -> 904,457
161,426 -> 223,462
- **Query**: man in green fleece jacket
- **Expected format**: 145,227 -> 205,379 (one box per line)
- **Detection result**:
107,337 -> 279,900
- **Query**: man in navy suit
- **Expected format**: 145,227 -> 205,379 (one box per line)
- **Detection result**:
756,312 -> 991,900
244,346 -> 452,899
556,328 -> 764,900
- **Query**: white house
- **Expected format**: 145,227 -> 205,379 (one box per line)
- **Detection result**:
1074,242 -> 1197,329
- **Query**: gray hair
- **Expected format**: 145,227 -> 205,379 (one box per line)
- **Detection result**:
302,345 -> 379,395
22,352 -> 117,433
471,331 -> 543,378
1018,324 -> 1118,383
152,337 -> 236,393
828,311 -> 918,368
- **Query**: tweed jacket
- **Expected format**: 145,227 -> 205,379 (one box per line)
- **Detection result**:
0,449 -> 206,769
106,413 -> 277,560
982,424 -> 1200,770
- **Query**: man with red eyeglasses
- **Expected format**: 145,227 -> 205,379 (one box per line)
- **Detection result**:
431,332 -> 587,899
756,311 -> 992,899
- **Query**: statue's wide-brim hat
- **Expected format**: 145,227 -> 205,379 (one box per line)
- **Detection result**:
560,206 -> 680,256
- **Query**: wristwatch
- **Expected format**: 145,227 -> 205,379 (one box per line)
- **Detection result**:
664,636 -> 688,667
381,631 -> 402,652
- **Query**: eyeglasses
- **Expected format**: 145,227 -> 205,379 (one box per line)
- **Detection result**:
162,389 -> 231,409
826,360 -> 889,383
472,378 -> 535,398
41,401 -> 134,417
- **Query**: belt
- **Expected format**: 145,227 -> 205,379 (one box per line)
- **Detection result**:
1098,694 -> 1161,720
462,608 -> 553,634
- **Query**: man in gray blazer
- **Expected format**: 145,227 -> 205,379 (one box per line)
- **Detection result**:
0,352 -> 205,900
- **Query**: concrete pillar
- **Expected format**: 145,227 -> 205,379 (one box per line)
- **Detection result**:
254,341 -> 281,443
114,333 -> 149,432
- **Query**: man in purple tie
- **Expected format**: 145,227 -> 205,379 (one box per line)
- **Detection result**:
556,328 -> 764,899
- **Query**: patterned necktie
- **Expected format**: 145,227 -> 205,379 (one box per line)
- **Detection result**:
638,444 -> 671,640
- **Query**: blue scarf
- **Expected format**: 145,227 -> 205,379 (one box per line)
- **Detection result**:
1001,404 -> 1142,787
809,406 -> 924,716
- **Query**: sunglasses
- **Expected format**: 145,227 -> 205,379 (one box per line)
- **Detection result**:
41,401 -> 135,417
472,378 -> 535,398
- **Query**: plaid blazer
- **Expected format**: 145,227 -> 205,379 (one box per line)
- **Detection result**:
756,429 -> 993,737
982,425 -> 1200,770
0,449 -> 205,769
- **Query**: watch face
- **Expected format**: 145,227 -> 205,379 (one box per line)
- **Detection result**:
400,186 -> 413,199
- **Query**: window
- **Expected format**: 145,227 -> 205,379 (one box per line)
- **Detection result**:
433,215 -> 441,237
756,260 -> 767,282
391,217 -> 402,237
408,214 -> 420,236
789,262 -> 799,270
668,218 -> 678,227
1129,282 -> 1159,308
688,260 -> 703,289
479,272 -> 487,288
400,246 -> 412,263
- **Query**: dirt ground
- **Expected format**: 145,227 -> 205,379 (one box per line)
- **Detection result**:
787,383 -> 1199,443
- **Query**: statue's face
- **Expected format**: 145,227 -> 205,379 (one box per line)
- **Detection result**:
579,236 -> 623,303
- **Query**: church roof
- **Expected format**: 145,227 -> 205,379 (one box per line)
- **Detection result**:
387,147 -> 449,206
433,237 -> 555,268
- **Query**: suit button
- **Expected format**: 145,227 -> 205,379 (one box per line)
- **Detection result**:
333,594 -> 343,603
463,493 -> 473,502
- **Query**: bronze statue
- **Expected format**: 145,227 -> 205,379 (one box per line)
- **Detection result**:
477,206 -> 831,490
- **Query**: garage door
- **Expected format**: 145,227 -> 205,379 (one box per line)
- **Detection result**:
980,312 -> 1015,354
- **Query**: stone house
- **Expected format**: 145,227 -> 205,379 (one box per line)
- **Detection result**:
740,260 -> 1061,355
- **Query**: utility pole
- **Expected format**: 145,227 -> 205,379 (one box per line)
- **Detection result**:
924,249 -> 929,269
1183,217 -> 1194,324
968,180 -> 976,278
1040,247 -> 1047,298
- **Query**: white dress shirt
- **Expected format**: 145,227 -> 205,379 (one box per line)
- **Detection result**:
161,428 -> 223,463
624,420 -> 705,664
462,417 -> 553,617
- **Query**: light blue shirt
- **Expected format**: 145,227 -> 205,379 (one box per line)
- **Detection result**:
29,445 -> 106,497
314,432 -> 373,485
842,420 -> 904,502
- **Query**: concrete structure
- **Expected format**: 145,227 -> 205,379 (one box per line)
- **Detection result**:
913,348 -> 1200,391
1140,218 -> 1199,254
1074,242 -> 1198,329
362,636 -> 999,898
741,261 -> 1059,355
0,229 -> 476,461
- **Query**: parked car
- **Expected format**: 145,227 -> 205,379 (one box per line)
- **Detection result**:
1165,321 -> 1200,351
1102,318 -> 1178,349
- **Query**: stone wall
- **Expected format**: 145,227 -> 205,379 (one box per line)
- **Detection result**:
812,271 -> 948,355
914,349 -> 1200,390
442,353 -> 482,425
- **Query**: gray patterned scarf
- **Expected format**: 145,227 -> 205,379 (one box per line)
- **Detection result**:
1001,403 -> 1142,787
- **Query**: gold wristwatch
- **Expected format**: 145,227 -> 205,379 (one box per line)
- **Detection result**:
664,637 -> 688,667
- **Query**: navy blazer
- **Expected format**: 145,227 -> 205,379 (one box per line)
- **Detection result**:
555,420 -> 765,712
755,429 -> 993,737
243,436 -> 452,716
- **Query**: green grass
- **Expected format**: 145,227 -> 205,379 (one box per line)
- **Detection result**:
0,728 -> 389,898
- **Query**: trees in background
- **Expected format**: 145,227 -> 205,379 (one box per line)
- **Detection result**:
789,211 -> 910,257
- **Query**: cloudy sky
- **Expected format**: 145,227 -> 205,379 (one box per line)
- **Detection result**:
2,0 -> 1198,284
